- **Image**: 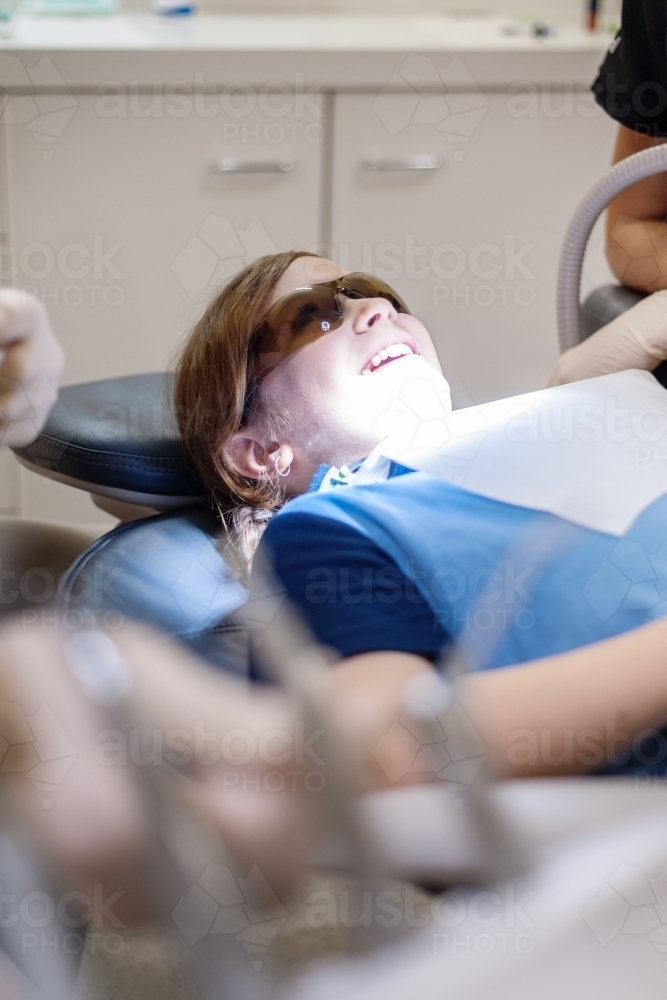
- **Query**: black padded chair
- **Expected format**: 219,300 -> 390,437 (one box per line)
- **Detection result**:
13,373 -> 251,674
13,372 -> 205,508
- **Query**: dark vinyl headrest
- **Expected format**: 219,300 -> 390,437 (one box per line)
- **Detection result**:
12,373 -> 206,507
580,284 -> 646,341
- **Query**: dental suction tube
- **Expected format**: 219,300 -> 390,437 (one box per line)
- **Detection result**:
557,142 -> 667,353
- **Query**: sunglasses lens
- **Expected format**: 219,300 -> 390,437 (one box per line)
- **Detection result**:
278,289 -> 339,347
254,286 -> 342,377
341,273 -> 410,314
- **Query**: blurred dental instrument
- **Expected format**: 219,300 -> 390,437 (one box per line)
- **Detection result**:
63,628 -> 269,1000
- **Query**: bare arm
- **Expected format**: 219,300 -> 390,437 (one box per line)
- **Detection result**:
331,618 -> 667,782
465,620 -> 667,776
606,125 -> 667,291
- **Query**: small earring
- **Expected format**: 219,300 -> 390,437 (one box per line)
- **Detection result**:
273,456 -> 291,478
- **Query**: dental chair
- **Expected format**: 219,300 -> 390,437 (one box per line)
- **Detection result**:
580,283 -> 644,340
11,143 -> 667,676
7,285 -> 651,677
12,373 -> 250,674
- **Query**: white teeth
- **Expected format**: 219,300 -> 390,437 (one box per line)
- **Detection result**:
363,342 -> 414,374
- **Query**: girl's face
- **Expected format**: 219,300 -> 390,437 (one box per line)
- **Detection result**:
242,256 -> 448,491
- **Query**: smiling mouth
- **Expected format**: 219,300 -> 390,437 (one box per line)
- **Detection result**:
361,342 -> 415,375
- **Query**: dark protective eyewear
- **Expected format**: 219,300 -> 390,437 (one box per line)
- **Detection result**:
249,272 -> 410,382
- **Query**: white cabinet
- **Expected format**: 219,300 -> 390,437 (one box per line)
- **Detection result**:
3,91 -> 323,523
1,76 -> 622,526
330,91 -> 617,406
4,92 -> 324,383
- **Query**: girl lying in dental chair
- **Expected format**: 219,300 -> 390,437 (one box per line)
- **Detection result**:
175,251 -> 667,779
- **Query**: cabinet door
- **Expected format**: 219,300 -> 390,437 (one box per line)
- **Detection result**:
331,90 -> 617,406
4,91 -> 323,523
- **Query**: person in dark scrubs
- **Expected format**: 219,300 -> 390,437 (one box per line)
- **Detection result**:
593,2 -> 667,292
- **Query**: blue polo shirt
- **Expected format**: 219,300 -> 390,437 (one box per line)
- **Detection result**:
257,468 -> 667,775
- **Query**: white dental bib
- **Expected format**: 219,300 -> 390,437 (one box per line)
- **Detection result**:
378,369 -> 667,537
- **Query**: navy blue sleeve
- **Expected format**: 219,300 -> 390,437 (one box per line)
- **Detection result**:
256,511 -> 449,660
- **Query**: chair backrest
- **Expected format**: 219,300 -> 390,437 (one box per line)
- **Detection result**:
12,371 -> 254,673
580,283 -> 645,339
58,504 -> 250,675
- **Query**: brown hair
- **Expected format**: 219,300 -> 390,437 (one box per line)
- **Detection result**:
175,250 -> 321,568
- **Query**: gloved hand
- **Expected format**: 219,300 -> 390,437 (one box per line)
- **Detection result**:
547,289 -> 667,387
0,290 -> 64,447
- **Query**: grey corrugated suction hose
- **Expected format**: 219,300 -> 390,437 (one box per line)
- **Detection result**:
557,142 -> 667,353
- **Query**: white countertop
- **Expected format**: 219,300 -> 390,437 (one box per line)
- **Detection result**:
0,14 -> 613,87
3,13 -> 613,52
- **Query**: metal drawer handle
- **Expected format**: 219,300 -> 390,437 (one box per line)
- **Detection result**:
215,157 -> 294,173
362,154 -> 443,172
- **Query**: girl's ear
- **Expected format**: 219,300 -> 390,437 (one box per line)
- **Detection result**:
224,430 -> 294,481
